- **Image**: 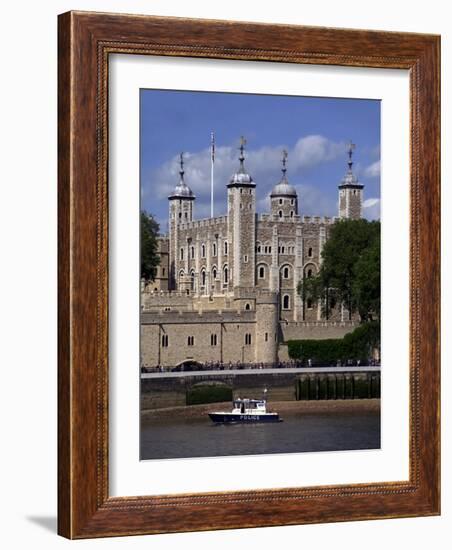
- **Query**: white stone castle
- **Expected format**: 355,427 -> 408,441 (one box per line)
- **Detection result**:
141,140 -> 364,369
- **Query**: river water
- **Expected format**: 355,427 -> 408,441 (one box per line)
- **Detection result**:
140,409 -> 380,460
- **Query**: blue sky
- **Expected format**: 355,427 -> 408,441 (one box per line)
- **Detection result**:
140,89 -> 380,233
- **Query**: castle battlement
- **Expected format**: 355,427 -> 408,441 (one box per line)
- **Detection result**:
302,215 -> 337,225
141,309 -> 256,324
282,320 -> 358,328
257,214 -> 337,224
179,215 -> 228,231
258,213 -> 301,222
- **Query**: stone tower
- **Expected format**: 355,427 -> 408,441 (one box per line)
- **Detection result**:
270,150 -> 298,220
227,137 -> 256,288
168,153 -> 195,289
255,292 -> 279,363
338,141 -> 364,220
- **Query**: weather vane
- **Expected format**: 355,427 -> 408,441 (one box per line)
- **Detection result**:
281,149 -> 288,176
179,151 -> 184,173
282,149 -> 288,166
238,136 -> 247,167
347,141 -> 356,170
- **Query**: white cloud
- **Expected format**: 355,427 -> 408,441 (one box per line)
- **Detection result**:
363,197 -> 381,220
292,135 -> 344,169
364,160 -> 381,178
143,135 -> 345,218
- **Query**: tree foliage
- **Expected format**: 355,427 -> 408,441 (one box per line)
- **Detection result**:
140,210 -> 160,282
288,321 -> 380,364
299,219 -> 380,322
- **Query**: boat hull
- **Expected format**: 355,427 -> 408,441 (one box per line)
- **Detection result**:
209,412 -> 281,423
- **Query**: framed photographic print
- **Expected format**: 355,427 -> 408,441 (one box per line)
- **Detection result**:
58,11 -> 440,538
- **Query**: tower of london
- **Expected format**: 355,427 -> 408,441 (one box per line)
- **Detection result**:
141,140 -> 364,369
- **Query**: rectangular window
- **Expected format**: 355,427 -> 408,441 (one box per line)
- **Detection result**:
211,334 -> 217,346
161,334 -> 169,347
244,255 -> 248,263
188,336 -> 195,346
245,333 -> 252,346
265,332 -> 268,342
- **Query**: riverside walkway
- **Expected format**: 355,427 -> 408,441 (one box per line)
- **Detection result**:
141,365 -> 381,379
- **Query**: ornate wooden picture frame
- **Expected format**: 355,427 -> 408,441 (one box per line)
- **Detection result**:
58,11 -> 440,538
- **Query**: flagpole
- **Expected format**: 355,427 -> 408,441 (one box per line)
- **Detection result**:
210,131 -> 215,218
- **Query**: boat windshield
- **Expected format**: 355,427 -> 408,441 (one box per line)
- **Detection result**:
233,399 -> 265,409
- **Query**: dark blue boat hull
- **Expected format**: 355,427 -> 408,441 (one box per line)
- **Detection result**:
209,413 -> 281,423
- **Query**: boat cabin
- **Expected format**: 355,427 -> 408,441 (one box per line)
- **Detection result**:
232,398 -> 267,414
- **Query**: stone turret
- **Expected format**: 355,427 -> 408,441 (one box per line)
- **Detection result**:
168,153 -> 195,289
270,150 -> 298,220
255,291 -> 279,363
227,137 -> 256,288
338,141 -> 364,220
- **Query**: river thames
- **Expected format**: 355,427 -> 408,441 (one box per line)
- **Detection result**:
140,401 -> 380,460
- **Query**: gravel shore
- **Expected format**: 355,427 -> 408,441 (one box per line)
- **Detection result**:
141,398 -> 380,421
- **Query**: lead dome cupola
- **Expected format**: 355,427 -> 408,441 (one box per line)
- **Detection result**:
228,137 -> 255,188
270,150 -> 297,198
168,152 -> 195,199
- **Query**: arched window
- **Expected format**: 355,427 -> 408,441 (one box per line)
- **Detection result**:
212,243 -> 217,256
306,298 -> 313,309
290,211 -> 294,218
190,270 -> 195,290
201,270 -> 206,286
190,246 -> 195,259
180,248 -> 184,260
283,295 -> 290,310
279,198 -> 283,205
201,244 -> 206,258
307,269 -> 313,278
258,265 -> 265,279
278,210 -> 283,218
245,303 -> 251,311
283,266 -> 290,279
212,267 -> 217,280
224,241 -> 228,255
291,199 -> 294,205
308,247 -> 313,257
223,266 -> 229,284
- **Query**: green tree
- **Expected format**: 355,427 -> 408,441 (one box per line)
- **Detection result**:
140,210 -> 160,282
299,219 -> 380,322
